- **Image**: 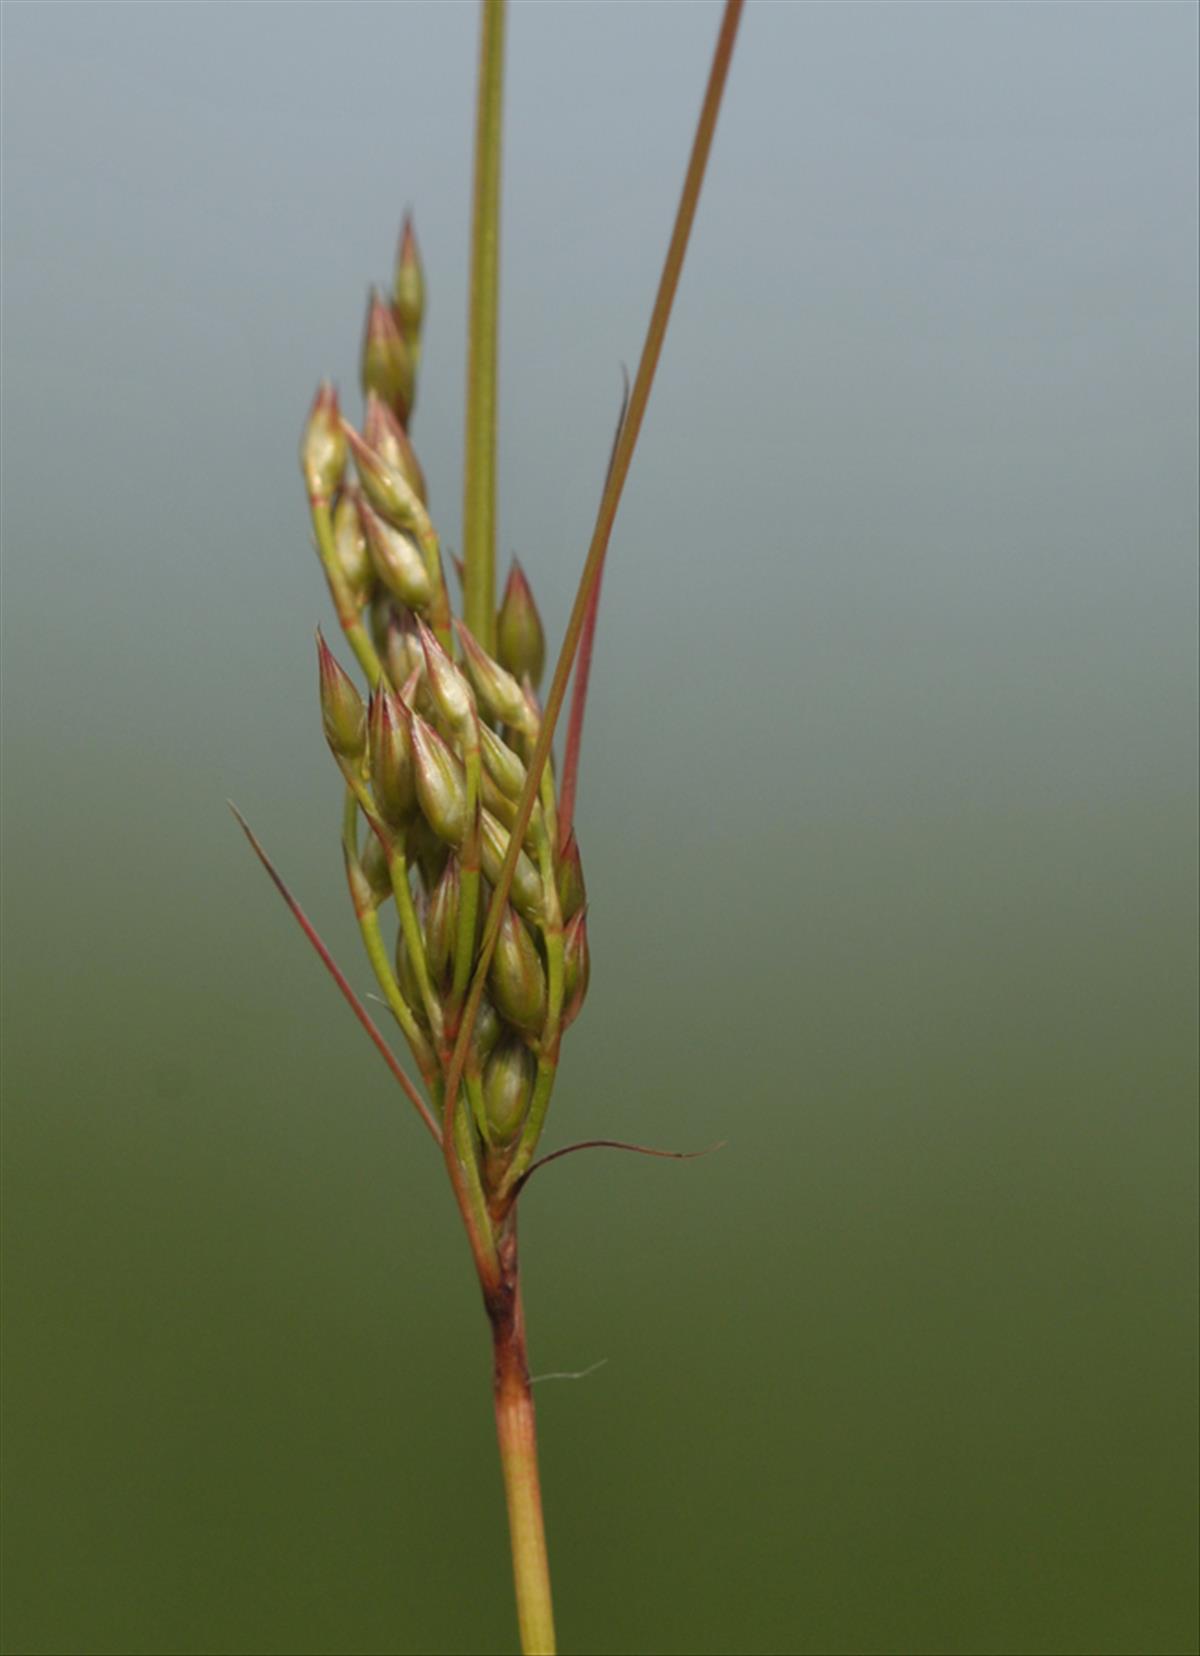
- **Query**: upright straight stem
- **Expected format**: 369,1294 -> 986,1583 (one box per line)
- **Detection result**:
492,1273 -> 555,1655
460,9 -> 552,1648
463,0 -> 506,654
443,0 -> 746,1129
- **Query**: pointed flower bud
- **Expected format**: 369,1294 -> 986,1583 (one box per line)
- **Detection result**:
368,683 -> 417,828
393,212 -> 425,341
562,909 -> 591,1030
410,714 -> 469,846
317,630 -> 366,760
402,665 -> 436,727
557,830 -> 587,922
483,1037 -> 535,1145
300,381 -> 346,501
359,499 -> 432,610
343,422 -> 425,534
480,767 -> 515,830
363,391 -> 427,503
454,621 -> 536,734
418,619 -> 475,729
424,856 -> 460,986
385,611 -> 425,698
489,905 -> 548,1034
471,996 -> 503,1065
361,289 -> 414,423
480,810 -> 542,922
497,559 -> 545,689
480,771 -> 544,852
479,722 -> 527,802
332,491 -> 374,609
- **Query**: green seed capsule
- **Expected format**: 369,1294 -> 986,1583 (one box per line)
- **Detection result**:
361,289 -> 414,423
479,722 -> 527,802
332,491 -> 373,609
360,500 -> 432,611
562,909 -> 590,1030
496,559 -> 545,690
455,621 -> 536,734
557,831 -> 587,922
368,684 -> 416,829
424,856 -> 460,987
410,715 -> 469,846
479,770 -> 544,853
360,831 -> 393,905
483,1037 -> 535,1144
480,768 -> 515,829
364,391 -> 427,503
384,610 -> 424,698
300,382 -> 346,501
471,996 -> 503,1064
343,423 -> 426,535
418,619 -> 475,729
489,905 -> 547,1035
480,811 -> 542,922
393,213 -> 425,341
316,631 -> 366,761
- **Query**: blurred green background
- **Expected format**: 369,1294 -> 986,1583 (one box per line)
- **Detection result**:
2,4 -> 1197,1653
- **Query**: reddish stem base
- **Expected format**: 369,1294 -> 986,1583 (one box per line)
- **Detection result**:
488,1230 -> 555,1654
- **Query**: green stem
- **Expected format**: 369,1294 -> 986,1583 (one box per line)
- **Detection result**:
432,1072 -> 499,1285
453,1092 -> 497,1269
336,763 -> 445,1044
466,1064 -> 493,1149
499,833 -> 562,1200
358,906 -> 437,1086
340,785 -> 360,857
311,497 -> 384,686
443,0 -> 746,1131
387,834 -> 444,1045
450,731 -> 483,1018
341,791 -> 438,1087
501,1047 -> 558,1203
503,942 -> 558,1192
536,759 -> 558,872
463,0 -> 506,653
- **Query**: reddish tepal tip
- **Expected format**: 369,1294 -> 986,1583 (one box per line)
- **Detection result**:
504,558 -> 532,603
365,287 -> 401,345
415,615 -> 442,659
399,211 -> 419,264
399,666 -> 422,712
340,420 -> 373,464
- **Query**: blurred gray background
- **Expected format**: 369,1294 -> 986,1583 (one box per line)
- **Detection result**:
2,4 -> 1197,1653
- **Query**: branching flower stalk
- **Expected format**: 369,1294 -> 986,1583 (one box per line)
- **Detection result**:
241,4 -> 743,1651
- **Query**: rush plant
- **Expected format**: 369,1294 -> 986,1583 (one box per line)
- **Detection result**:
234,4 -> 743,1651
